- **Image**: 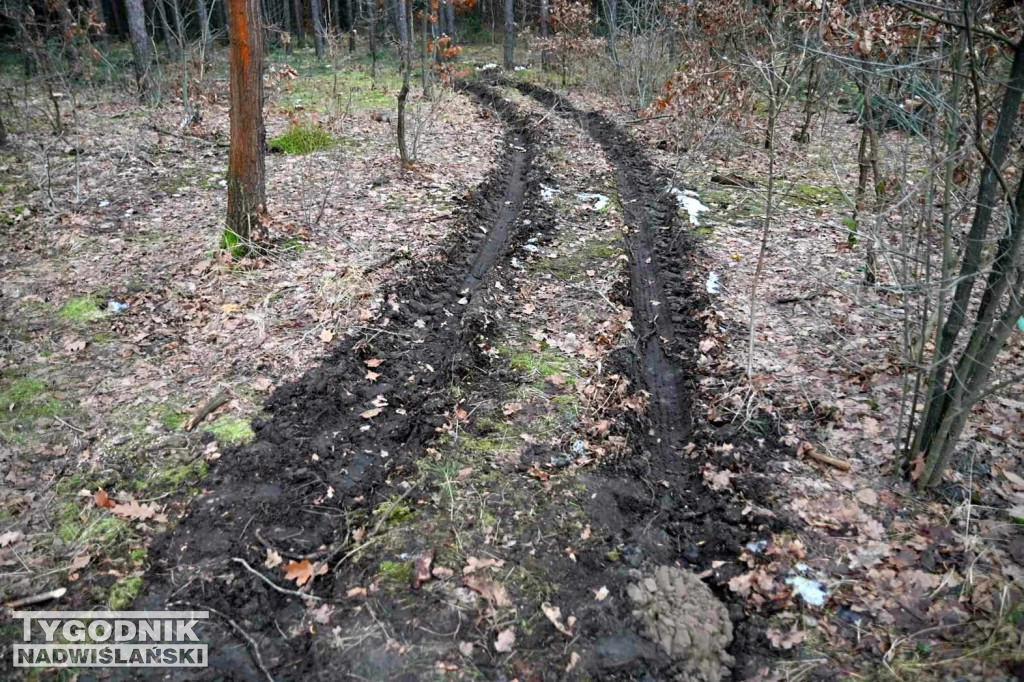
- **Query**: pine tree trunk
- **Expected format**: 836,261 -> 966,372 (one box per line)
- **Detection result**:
292,0 -> 306,47
155,0 -> 179,61
396,0 -> 410,164
344,0 -> 354,52
282,0 -> 293,53
503,0 -> 513,70
445,0 -> 455,42
125,0 -> 152,92
225,0 -> 267,247
311,0 -> 325,58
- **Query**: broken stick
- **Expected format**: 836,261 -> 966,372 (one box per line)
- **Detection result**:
184,391 -> 229,431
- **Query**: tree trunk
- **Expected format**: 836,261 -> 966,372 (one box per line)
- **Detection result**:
395,0 -> 409,60
445,0 -> 455,42
421,3 -> 430,96
311,0 -> 325,58
197,0 -> 215,60
155,0 -> 178,60
396,0 -> 410,164
225,0 -> 267,248
292,0 -> 306,47
539,0 -> 549,70
344,0 -> 354,51
170,0 -> 186,52
503,0 -> 513,70
793,56 -> 819,143
124,0 -> 152,92
912,40 -> 1024,467
282,0 -> 293,53
603,0 -> 616,62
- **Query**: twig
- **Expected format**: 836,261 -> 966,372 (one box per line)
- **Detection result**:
171,602 -> 274,682
804,447 -> 852,472
775,291 -> 821,305
3,587 -> 67,609
231,557 -> 325,602
184,391 -> 229,430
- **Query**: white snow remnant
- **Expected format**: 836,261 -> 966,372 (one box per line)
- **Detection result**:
576,193 -> 609,211
669,186 -> 711,226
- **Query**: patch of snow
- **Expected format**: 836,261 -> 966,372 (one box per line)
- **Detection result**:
477,63 -> 498,71
785,575 -> 827,607
576,193 -> 609,211
668,186 -> 711,225
705,272 -> 720,295
540,184 -> 561,202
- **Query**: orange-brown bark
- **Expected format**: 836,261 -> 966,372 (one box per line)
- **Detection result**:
226,0 -> 267,245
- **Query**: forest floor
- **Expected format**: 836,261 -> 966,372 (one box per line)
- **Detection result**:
1,44 -> 1024,681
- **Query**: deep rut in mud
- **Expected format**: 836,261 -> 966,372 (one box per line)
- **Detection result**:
126,83 -> 778,681
511,82 -> 779,677
132,83 -> 543,679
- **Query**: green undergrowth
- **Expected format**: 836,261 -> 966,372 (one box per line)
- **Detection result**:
269,123 -> 335,154
203,415 -> 255,446
0,376 -> 67,444
60,295 -> 106,323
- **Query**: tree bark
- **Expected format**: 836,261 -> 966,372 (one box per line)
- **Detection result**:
225,0 -> 267,247
124,0 -> 152,92
396,0 -> 411,164
914,40 -> 1024,463
311,0 -> 326,58
344,0 -> 354,51
282,0 -> 293,53
444,0 -> 455,42
292,0 -> 306,47
197,0 -> 215,59
155,0 -> 178,61
503,0 -> 513,70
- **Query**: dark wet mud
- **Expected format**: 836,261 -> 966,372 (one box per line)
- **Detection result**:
123,83 -> 782,681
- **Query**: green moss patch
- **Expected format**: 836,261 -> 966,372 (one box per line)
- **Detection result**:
60,295 -> 106,323
269,123 -> 335,154
108,575 -> 143,610
0,377 -> 65,442
204,416 -> 255,446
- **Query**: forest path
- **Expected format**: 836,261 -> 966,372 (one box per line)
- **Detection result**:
130,83 -> 771,680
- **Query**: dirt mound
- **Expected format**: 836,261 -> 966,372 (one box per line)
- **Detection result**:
628,565 -> 735,682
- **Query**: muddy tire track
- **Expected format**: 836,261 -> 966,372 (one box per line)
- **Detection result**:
513,82 -> 776,677
133,84 -> 542,680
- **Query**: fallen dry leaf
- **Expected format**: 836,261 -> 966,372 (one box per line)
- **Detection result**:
463,556 -> 505,575
494,628 -> 516,653
594,586 -> 609,601
464,575 -> 512,608
767,625 -> 806,650
566,651 -> 581,672
856,488 -> 879,506
365,358 -> 384,368
0,530 -> 24,547
320,328 -> 335,343
264,548 -> 283,569
69,554 -> 90,571
360,407 -> 383,419
541,602 -> 573,636
251,377 -> 273,392
366,371 -> 381,382
94,489 -> 115,508
413,551 -> 434,589
283,559 -> 327,587
110,500 -> 157,521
